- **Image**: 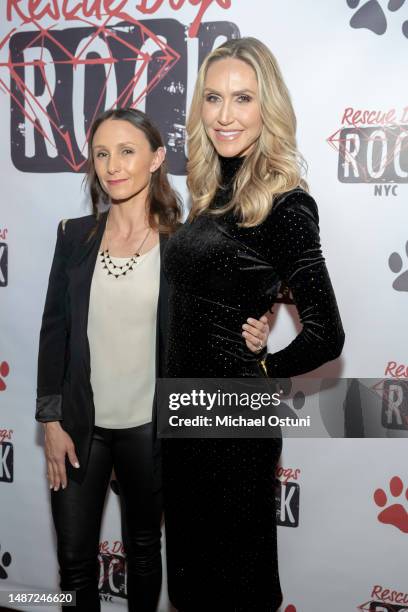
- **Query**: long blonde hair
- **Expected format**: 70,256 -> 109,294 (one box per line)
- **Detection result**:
187,37 -> 308,227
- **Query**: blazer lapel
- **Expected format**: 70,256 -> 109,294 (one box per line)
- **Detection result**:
68,212 -> 108,377
70,211 -> 108,268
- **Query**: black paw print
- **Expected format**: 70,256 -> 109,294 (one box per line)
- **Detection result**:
388,241 -> 408,291
347,0 -> 408,37
0,545 -> 12,579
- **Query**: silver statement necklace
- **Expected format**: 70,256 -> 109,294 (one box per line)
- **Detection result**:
100,221 -> 151,279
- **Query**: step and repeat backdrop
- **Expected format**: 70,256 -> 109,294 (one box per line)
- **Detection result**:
0,1 -> 407,610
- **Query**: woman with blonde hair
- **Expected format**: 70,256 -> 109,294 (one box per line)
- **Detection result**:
162,37 -> 345,610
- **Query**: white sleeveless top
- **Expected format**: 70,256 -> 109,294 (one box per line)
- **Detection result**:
87,243 -> 160,428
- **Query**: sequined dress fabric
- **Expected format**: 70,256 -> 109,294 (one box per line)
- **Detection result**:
162,156 -> 344,611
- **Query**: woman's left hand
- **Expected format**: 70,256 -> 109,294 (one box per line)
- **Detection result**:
242,315 -> 270,354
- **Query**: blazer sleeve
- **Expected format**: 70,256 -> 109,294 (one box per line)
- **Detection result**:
262,192 -> 345,377
36,221 -> 69,422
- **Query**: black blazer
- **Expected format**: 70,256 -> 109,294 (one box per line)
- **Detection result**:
36,211 -> 169,486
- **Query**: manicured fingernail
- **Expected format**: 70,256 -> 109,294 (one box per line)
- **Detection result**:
54,486 -> 58,491
74,462 -> 80,468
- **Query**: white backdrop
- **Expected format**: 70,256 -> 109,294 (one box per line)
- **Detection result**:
1,1 -> 407,611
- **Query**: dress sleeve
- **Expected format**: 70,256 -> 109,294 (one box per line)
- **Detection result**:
35,221 -> 69,422
263,191 -> 345,377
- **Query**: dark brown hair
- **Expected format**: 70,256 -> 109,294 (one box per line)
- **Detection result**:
86,108 -> 182,234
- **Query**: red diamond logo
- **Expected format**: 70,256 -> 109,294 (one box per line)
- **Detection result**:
0,13 -> 179,171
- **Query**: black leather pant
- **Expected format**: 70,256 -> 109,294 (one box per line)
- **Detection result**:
51,422 -> 162,611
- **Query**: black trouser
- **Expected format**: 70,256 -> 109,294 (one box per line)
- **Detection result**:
51,422 -> 162,611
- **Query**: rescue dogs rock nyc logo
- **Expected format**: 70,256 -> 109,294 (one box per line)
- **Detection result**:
0,429 -> 14,483
327,107 -> 408,191
0,242 -> 7,288
359,584 -> 408,611
98,540 -> 127,602
0,0 -> 238,175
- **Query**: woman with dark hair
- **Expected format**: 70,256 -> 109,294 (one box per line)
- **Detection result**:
162,37 -> 345,611
35,107 -> 268,611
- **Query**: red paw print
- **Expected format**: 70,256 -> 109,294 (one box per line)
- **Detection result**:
374,476 -> 408,533
0,361 -> 10,391
284,606 -> 296,612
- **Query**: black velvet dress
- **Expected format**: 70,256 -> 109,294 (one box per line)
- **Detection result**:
162,156 -> 344,611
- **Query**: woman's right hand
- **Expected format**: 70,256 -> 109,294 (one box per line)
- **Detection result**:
43,421 -> 80,491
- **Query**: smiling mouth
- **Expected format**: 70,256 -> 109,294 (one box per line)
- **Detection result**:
107,178 -> 129,185
214,130 -> 243,140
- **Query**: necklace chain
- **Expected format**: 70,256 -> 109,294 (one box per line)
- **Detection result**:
100,218 -> 151,279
